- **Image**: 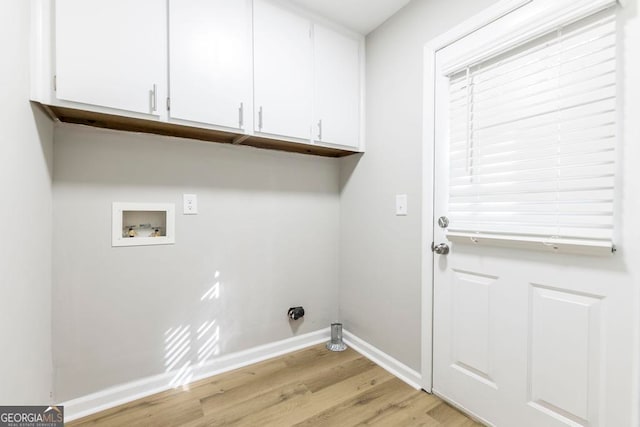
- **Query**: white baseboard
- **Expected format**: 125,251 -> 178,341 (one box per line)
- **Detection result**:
342,329 -> 422,390
60,328 -> 330,422
61,328 -> 424,422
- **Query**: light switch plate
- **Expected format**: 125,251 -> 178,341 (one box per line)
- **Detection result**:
183,194 -> 198,215
396,194 -> 408,216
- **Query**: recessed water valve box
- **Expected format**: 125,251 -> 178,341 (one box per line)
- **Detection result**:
112,202 -> 175,247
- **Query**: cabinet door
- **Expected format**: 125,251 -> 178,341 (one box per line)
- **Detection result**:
313,25 -> 361,149
55,0 -> 166,116
169,0 -> 252,130
253,0 -> 312,141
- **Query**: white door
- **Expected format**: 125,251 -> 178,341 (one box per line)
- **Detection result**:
55,0 -> 166,116
313,24 -> 361,149
253,0 -> 312,141
169,0 -> 252,130
431,1 -> 632,426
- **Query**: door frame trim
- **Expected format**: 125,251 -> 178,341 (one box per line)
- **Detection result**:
419,0 -> 534,392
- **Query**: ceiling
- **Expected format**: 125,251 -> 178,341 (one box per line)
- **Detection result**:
286,0 -> 411,34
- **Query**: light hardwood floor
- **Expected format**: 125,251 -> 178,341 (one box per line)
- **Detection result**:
69,344 -> 481,426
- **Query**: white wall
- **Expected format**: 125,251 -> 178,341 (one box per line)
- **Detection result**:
0,0 -> 54,404
339,0 -> 498,371
52,125 -> 340,401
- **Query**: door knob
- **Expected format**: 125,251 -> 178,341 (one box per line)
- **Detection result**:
431,242 -> 450,255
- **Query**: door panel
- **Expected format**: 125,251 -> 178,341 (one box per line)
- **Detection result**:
431,4 -> 630,426
451,270 -> 495,386
433,243 -> 621,426
527,285 -> 603,425
433,250 -> 518,424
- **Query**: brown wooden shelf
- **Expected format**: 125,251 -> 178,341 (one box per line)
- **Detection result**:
39,104 -> 357,158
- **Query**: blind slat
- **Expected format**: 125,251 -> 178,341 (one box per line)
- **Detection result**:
445,7 -> 617,249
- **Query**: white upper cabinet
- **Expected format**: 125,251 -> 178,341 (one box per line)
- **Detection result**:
168,0 -> 252,130
313,24 -> 361,149
253,0 -> 313,141
55,0 -> 167,117
35,0 -> 363,155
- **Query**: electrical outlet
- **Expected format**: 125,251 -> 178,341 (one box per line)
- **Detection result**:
396,194 -> 408,216
183,194 -> 198,215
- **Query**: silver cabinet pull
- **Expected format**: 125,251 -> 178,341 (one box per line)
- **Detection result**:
150,84 -> 157,112
317,119 -> 322,140
239,102 -> 244,129
258,106 -> 263,131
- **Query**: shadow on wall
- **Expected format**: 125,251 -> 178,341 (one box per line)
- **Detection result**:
31,102 -> 54,181
164,270 -> 223,389
53,124 -> 341,195
339,152 -> 363,192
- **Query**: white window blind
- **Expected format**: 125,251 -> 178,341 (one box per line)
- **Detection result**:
446,8 -> 617,253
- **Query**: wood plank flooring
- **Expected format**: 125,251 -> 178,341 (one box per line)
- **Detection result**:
68,344 -> 481,426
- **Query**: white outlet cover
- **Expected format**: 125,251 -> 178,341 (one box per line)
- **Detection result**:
183,194 -> 198,215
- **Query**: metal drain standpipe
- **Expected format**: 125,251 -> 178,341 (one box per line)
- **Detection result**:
326,322 -> 347,352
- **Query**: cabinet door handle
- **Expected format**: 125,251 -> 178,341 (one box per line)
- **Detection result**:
150,84 -> 157,112
317,120 -> 322,141
258,106 -> 263,131
239,102 -> 244,129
